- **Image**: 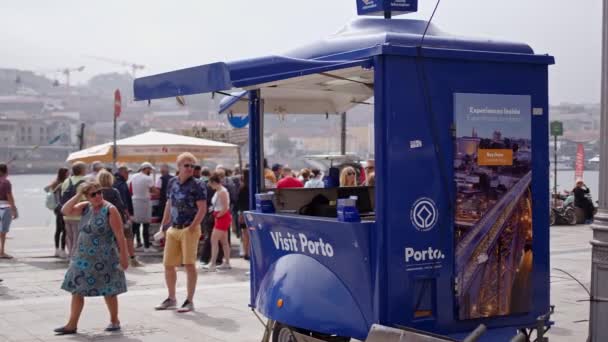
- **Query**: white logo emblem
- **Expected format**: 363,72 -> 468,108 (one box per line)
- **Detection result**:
410,197 -> 438,232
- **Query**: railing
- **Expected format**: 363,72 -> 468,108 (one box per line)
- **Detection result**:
455,172 -> 533,319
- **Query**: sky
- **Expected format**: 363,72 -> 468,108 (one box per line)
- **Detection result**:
0,0 -> 603,104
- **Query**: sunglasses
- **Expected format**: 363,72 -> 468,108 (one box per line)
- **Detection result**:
347,172 -> 355,176
181,164 -> 194,169
87,190 -> 102,198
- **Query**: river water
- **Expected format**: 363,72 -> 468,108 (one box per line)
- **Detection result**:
9,174 -> 56,228
5,170 -> 601,229
551,170 -> 600,197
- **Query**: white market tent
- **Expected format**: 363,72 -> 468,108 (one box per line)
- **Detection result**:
67,130 -> 238,164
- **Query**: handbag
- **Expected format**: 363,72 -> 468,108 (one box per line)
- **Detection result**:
202,211 -> 215,231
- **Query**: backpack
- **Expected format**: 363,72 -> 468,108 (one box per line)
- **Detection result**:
299,194 -> 332,217
60,178 -> 85,205
102,188 -> 128,223
45,191 -> 57,211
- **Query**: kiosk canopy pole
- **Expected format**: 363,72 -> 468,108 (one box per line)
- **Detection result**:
248,89 -> 263,210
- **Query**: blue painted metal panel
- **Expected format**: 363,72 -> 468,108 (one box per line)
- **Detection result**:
377,55 -> 455,334
376,54 -> 551,338
380,45 -> 555,65
372,55 -> 389,324
246,213 -> 374,339
285,18 -> 534,61
134,62 -> 231,101
255,254 -> 369,339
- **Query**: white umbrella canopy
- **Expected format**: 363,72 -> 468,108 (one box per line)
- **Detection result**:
67,130 -> 238,164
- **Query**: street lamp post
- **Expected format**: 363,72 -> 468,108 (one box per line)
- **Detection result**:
589,0 -> 608,340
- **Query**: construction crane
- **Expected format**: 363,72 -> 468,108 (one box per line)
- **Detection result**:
58,66 -> 85,88
37,66 -> 85,88
85,55 -> 145,78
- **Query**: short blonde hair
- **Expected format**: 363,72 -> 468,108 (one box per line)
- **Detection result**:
176,152 -> 197,166
80,181 -> 102,196
97,170 -> 115,188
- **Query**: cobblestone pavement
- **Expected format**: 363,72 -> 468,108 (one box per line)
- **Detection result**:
0,223 -> 594,342
0,224 -> 259,342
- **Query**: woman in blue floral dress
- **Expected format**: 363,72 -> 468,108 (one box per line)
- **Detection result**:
54,181 -> 129,335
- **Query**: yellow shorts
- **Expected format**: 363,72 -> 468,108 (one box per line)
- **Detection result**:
163,227 -> 201,266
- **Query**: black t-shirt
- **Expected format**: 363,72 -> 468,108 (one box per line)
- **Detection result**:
237,186 -> 250,212
572,186 -> 590,206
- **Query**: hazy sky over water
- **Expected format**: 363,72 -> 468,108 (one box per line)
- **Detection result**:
0,0 -> 602,104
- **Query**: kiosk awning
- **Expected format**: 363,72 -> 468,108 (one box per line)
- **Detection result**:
134,56 -> 373,110
219,64 -> 374,115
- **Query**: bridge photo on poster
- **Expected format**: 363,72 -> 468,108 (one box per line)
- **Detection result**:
454,93 -> 533,320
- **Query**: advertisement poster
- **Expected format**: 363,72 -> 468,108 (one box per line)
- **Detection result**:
453,93 -> 533,320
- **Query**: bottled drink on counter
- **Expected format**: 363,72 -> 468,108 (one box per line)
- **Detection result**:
255,192 -> 276,213
337,196 -> 360,222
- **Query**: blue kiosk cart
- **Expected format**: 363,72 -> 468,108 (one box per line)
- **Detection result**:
134,2 -> 554,341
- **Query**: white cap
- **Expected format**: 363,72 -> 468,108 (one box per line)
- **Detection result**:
139,162 -> 155,171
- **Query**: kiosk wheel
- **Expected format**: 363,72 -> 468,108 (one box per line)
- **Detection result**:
272,322 -> 297,342
272,322 -> 350,342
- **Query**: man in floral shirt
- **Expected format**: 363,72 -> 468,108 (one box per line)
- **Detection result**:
155,153 -> 207,313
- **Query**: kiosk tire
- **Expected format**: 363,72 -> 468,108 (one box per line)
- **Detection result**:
272,322 -> 350,342
272,322 -> 297,342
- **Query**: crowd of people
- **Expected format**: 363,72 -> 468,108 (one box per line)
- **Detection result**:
37,153 -> 255,334
0,155 -> 378,333
41,158 -> 251,266
263,159 -> 375,189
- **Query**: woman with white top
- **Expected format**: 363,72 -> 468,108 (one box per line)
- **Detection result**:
304,168 -> 325,188
203,172 -> 232,272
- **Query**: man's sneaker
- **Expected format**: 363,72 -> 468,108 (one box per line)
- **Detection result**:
177,300 -> 194,313
54,248 -> 61,258
129,258 -> 144,267
217,263 -> 232,270
202,263 -> 216,272
58,249 -> 68,259
143,247 -> 155,253
154,298 -> 177,310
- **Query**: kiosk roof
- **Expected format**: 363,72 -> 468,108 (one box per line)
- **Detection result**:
134,18 -> 553,112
